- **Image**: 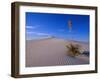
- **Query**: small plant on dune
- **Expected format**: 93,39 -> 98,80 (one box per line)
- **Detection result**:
66,44 -> 81,57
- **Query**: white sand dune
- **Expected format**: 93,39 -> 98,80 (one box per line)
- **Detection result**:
26,38 -> 89,67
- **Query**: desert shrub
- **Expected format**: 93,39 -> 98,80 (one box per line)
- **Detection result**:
66,44 -> 81,57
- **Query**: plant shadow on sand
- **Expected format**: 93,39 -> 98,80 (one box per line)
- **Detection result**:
82,51 -> 89,56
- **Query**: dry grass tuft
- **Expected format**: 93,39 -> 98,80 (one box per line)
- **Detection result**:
66,44 -> 81,57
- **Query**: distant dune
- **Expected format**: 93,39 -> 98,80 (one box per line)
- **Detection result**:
26,38 -> 89,67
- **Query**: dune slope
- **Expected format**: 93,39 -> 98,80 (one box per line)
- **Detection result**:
26,38 -> 89,67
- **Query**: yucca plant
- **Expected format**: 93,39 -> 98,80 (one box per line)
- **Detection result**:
66,44 -> 81,57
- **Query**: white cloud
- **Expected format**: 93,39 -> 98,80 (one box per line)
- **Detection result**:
26,25 -> 39,29
26,32 -> 50,36
36,32 -> 49,36
26,26 -> 35,29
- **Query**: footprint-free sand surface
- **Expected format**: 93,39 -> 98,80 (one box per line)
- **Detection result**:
26,38 -> 89,67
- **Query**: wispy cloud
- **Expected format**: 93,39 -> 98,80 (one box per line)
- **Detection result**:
26,25 -> 39,29
26,31 -> 50,36
36,32 -> 50,36
26,26 -> 35,29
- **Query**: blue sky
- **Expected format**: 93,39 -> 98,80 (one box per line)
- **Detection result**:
26,12 -> 90,42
